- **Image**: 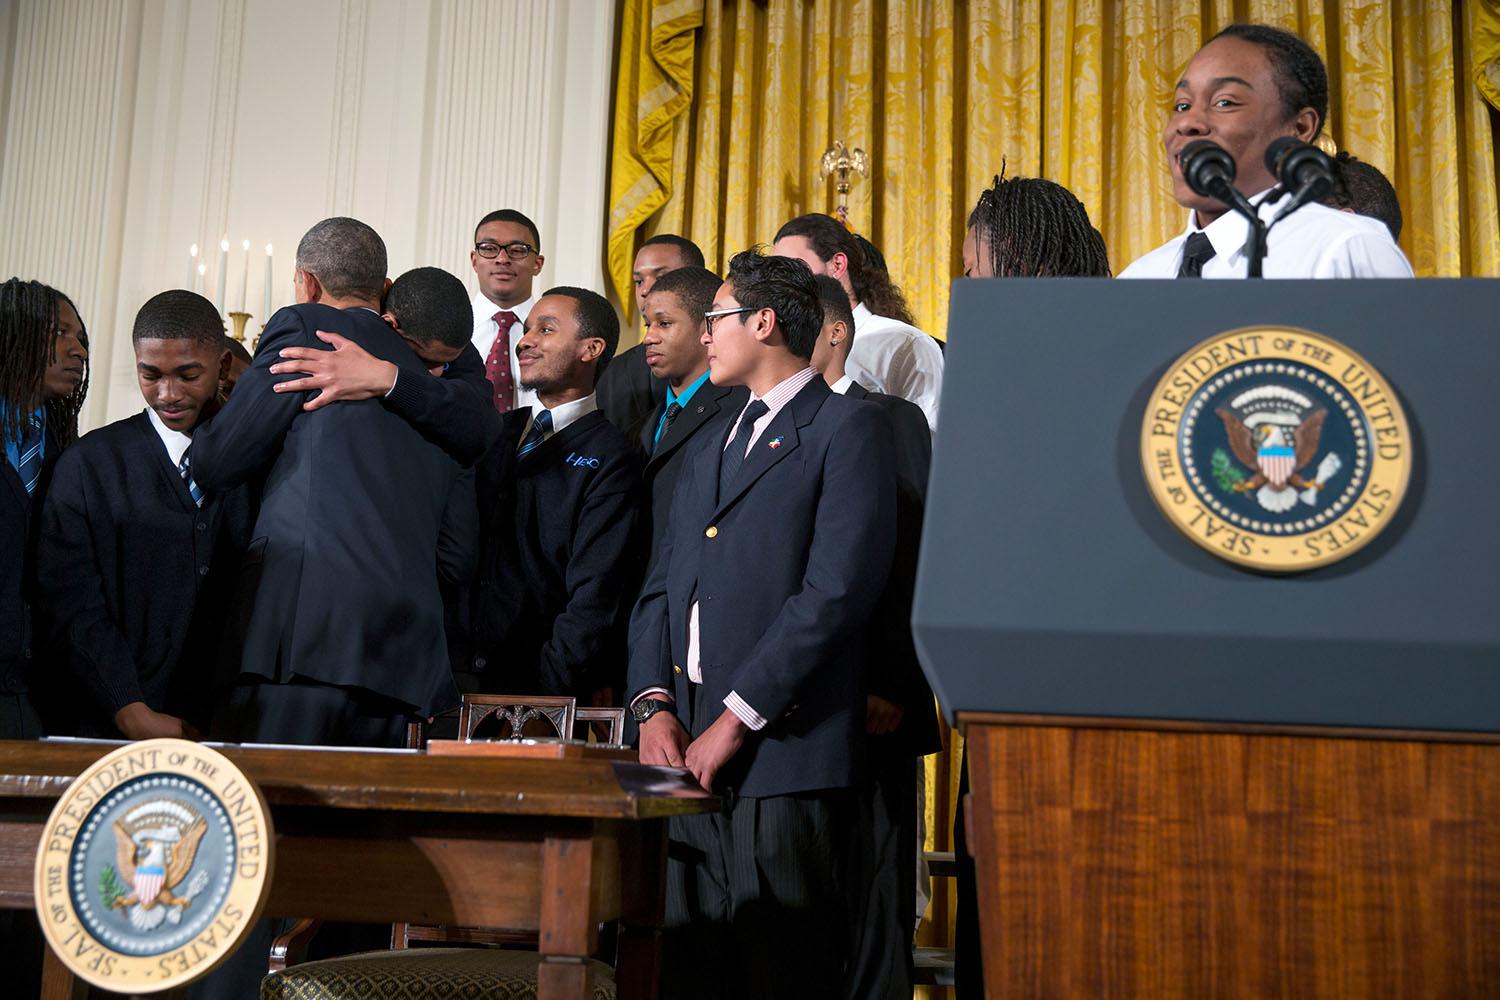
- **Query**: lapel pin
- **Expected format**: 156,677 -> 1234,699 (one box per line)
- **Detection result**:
768,436 -> 783,449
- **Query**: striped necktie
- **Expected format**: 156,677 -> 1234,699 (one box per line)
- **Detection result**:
179,452 -> 203,507
517,409 -> 552,460
654,401 -> 682,452
718,400 -> 768,499
1177,232 -> 1216,277
16,415 -> 43,496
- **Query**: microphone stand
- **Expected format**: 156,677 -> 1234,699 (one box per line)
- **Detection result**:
1211,183 -> 1269,279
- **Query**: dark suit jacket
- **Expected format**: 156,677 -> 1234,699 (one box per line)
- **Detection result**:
846,381 -> 942,760
637,381 -> 749,573
1,422 -> 60,701
595,343 -> 665,437
468,408 -> 641,698
384,341 -> 500,466
190,303 -> 477,717
36,413 -> 253,735
627,376 -> 896,797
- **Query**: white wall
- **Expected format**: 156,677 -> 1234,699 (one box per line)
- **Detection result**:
0,0 -> 617,430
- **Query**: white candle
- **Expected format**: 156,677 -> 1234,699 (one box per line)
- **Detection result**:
239,240 -> 250,312
196,262 -> 207,293
263,244 -> 274,320
215,239 -> 229,313
188,243 -> 198,288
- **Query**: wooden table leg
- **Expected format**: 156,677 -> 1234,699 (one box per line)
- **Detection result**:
39,945 -> 83,1000
614,820 -> 666,1000
538,830 -> 597,1000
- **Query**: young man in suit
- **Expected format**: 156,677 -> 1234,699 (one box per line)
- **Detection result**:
811,274 -> 941,999
191,220 -> 480,748
772,213 -> 943,430
1,278 -> 89,740
463,286 -> 640,702
596,234 -> 705,434
628,250 -> 897,999
470,208 -> 546,414
37,290 -> 251,740
636,265 -> 746,571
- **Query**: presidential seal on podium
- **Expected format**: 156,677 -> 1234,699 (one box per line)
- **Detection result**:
33,739 -> 273,993
1141,326 -> 1411,572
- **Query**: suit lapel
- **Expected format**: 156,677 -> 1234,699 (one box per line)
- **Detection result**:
648,383 -> 733,472
711,378 -> 830,517
0,455 -> 24,509
137,413 -> 198,510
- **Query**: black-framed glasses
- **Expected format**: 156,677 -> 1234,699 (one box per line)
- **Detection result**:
704,306 -> 755,333
475,241 -> 538,261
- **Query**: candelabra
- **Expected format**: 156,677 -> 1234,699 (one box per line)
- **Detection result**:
819,140 -> 870,227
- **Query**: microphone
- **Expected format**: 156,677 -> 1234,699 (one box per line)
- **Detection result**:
1180,140 -> 1238,202
1265,136 -> 1335,222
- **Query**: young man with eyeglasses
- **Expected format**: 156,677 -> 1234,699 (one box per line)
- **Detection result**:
470,209 -> 546,413
627,249 -> 897,999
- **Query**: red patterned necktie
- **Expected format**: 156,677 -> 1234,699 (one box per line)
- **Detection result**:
484,310 -> 520,413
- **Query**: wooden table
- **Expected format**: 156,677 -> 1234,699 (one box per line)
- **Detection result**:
0,739 -> 718,1000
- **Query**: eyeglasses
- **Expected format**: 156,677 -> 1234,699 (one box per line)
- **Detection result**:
475,241 -> 538,261
704,306 -> 755,333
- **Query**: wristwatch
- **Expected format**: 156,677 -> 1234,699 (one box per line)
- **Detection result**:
632,698 -> 674,724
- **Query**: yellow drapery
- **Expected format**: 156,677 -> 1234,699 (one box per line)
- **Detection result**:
602,0 -> 1500,990
606,0 -> 1499,338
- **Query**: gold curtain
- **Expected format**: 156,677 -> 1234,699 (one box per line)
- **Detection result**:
606,0 -> 1500,338
602,0 -> 1500,990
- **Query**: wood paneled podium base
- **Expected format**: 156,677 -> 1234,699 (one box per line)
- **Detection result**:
962,714 -> 1500,999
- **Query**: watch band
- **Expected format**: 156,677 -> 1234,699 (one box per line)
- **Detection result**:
632,697 -> 674,723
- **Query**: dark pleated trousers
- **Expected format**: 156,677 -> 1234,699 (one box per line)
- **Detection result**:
844,754 -> 920,999
660,681 -> 857,1000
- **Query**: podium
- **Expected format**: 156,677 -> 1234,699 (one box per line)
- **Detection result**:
913,279 -> 1500,998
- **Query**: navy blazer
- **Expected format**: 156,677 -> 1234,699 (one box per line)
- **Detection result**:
1,422 -> 60,702
36,412 -> 252,734
845,381 -> 942,760
469,408 -> 641,698
627,375 -> 897,797
190,303 -> 477,717
637,380 -> 749,573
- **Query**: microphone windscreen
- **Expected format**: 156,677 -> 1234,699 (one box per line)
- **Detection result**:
1181,140 -> 1236,198
1264,136 -> 1300,179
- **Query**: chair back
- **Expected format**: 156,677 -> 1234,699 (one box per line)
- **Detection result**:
459,694 -> 576,741
576,706 -> 626,746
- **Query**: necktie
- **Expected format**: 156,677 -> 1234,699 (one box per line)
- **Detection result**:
484,310 -> 520,413
1177,232 -> 1216,278
16,415 -> 43,496
718,400 -> 768,500
517,409 -> 552,460
179,451 -> 203,508
654,402 -> 682,452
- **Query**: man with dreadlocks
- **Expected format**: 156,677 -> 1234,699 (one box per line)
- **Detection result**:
1119,24 -> 1410,278
1,277 -> 89,740
954,172 -> 1110,998
962,172 -> 1112,278
773,213 -> 944,432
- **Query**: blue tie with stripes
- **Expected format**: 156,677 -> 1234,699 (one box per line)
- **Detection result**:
179,452 -> 203,507
517,409 -> 552,460
17,415 -> 43,496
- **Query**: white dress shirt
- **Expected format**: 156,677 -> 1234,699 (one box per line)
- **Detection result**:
517,392 -> 597,449
1119,191 -> 1414,279
145,407 -> 193,467
828,373 -> 855,395
470,290 -> 538,411
846,303 -> 943,432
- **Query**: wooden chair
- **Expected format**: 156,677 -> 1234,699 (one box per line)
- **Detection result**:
577,705 -> 626,745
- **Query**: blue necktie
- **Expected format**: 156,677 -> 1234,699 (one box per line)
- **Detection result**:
719,400 -> 768,499
179,452 -> 203,507
17,415 -> 43,496
517,409 -> 552,460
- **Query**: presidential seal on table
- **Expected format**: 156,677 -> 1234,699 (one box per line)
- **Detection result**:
33,739 -> 273,992
1141,326 -> 1411,572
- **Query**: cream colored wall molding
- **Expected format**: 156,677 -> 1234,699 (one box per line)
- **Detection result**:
0,0 -> 616,430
